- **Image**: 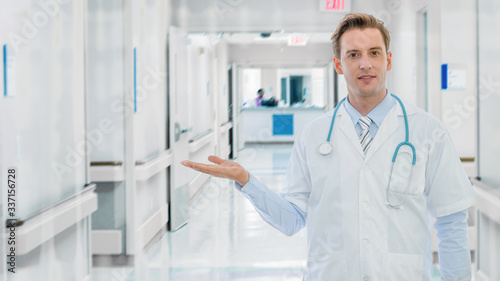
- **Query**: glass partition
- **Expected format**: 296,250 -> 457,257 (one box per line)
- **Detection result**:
478,0 -> 500,189
2,1 -> 86,219
87,0 -> 125,163
86,0 -> 127,253
241,67 -> 327,108
134,0 -> 168,161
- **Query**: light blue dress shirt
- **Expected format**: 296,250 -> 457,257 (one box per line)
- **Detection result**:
236,92 -> 471,280
343,90 -> 396,138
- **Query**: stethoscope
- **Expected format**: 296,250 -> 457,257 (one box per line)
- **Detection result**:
319,94 -> 416,209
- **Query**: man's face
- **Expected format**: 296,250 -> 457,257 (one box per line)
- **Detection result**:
333,28 -> 392,99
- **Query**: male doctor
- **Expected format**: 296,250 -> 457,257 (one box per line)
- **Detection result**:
182,13 -> 475,281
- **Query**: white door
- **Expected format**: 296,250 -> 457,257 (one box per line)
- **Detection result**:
168,26 -> 191,230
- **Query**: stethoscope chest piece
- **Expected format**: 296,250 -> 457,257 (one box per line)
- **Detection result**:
319,142 -> 333,155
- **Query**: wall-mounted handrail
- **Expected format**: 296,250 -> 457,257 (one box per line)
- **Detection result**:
14,184 -> 97,255
471,178 -> 500,198
471,178 -> 500,225
220,121 -> 232,133
189,129 -> 214,153
136,203 -> 169,250
89,150 -> 172,182
135,150 -> 172,181
90,163 -> 124,182
188,173 -> 210,203
189,128 -> 213,143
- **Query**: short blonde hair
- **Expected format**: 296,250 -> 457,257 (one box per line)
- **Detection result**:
330,13 -> 391,58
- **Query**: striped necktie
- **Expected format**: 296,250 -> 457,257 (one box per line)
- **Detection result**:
359,116 -> 373,153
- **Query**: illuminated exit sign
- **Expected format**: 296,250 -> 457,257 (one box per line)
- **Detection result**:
319,0 -> 350,12
288,34 -> 309,46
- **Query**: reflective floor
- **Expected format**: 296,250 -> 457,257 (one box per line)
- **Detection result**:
92,144 -> 449,281
93,144 -> 306,280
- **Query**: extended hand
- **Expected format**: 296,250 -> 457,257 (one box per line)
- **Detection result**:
181,155 -> 250,186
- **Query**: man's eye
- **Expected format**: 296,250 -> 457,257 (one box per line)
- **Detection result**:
348,53 -> 358,58
371,51 -> 380,56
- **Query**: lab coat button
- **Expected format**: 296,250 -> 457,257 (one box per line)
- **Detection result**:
362,202 -> 368,208
362,239 -> 369,245
362,165 -> 369,171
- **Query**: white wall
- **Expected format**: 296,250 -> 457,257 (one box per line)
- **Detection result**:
229,43 -> 333,68
187,34 -> 214,138
477,0 -> 500,186
215,39 -> 230,126
439,0 -> 477,164
386,0 -> 419,105
240,68 -> 261,105
311,68 -> 326,107
134,0 -> 169,161
213,38 -> 231,158
386,0 -> 477,175
261,68 -> 279,99
0,1 -> 92,279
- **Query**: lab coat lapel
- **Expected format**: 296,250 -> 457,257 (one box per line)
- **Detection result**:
364,104 -> 400,162
337,107 -> 365,157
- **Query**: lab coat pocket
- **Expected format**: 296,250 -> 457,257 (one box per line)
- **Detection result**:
306,251 -> 347,280
387,156 -> 425,196
381,253 -> 424,281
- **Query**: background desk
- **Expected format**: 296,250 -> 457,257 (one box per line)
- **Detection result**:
239,107 -> 325,146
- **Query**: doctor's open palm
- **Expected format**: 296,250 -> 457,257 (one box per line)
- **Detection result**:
181,156 -> 250,186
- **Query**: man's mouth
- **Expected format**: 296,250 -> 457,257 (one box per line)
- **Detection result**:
358,74 -> 376,82
358,75 -> 376,79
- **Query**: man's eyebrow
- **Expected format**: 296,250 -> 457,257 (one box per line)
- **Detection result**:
345,47 -> 384,53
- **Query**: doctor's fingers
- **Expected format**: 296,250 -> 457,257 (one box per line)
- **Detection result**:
182,161 -> 234,180
208,155 -> 225,165
208,156 -> 244,171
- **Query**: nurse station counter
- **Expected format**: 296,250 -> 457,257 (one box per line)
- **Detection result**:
239,106 -> 324,144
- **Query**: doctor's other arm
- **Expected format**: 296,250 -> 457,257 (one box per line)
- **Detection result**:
434,209 -> 471,281
423,120 -> 475,280
181,155 -> 307,236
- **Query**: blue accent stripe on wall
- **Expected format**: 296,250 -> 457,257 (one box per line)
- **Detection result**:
3,45 -> 7,97
134,47 -> 137,113
441,64 -> 448,90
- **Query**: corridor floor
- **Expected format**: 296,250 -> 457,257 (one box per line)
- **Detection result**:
93,144 -> 307,280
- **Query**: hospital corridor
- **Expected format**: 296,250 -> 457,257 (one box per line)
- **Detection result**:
1,0 -> 500,280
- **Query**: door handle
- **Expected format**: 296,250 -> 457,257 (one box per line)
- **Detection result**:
174,122 -> 192,142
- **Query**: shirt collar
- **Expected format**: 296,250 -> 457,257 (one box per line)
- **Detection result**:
343,90 -> 396,128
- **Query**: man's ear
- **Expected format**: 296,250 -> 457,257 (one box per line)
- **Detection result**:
386,51 -> 392,71
333,56 -> 343,75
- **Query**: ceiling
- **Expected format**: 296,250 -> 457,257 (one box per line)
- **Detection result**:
222,32 -> 333,45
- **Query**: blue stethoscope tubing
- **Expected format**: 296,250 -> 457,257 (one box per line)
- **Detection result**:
321,93 -> 416,209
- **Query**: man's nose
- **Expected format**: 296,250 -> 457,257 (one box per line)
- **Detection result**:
359,55 -> 372,69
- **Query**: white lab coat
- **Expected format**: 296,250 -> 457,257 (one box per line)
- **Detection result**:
282,100 -> 475,281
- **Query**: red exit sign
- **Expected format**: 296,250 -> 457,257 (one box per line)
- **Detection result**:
319,0 -> 350,12
288,34 -> 308,46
